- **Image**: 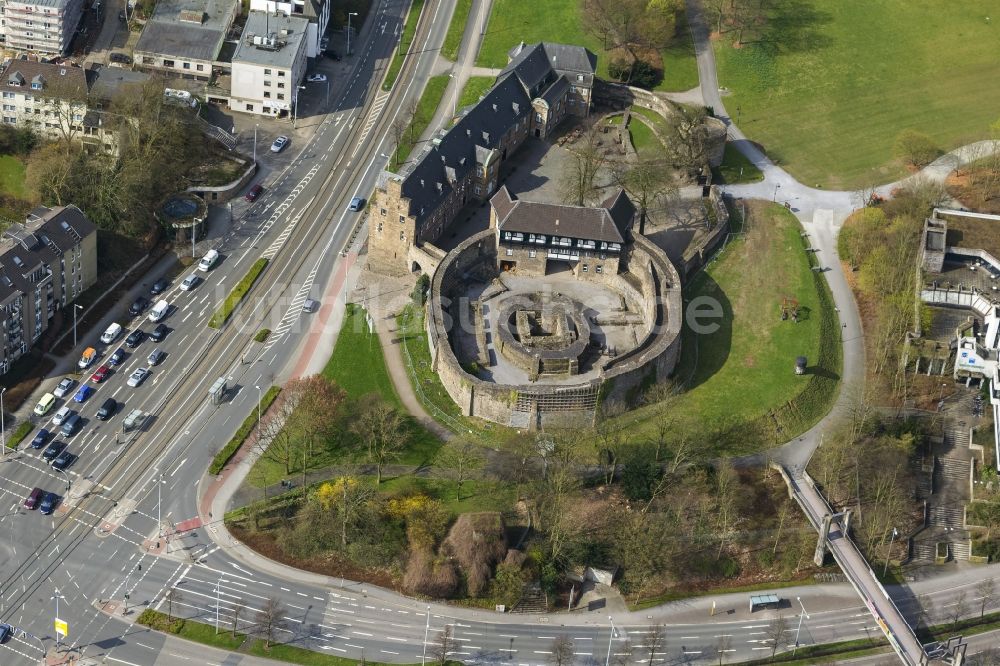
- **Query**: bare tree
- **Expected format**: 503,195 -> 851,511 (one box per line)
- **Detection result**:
390,114 -> 409,168
765,615 -> 789,658
715,633 -> 732,664
316,476 -> 375,547
255,597 -> 287,649
550,635 -> 575,666
664,105 -> 712,176
433,625 -> 454,665
915,593 -> 936,629
645,624 -> 667,666
163,587 -> 182,622
435,438 -> 485,500
976,578 -> 996,618
560,124 -> 606,206
351,400 -> 408,484
230,596 -> 246,637
947,591 -> 970,629
612,157 -> 678,234
593,403 -> 628,486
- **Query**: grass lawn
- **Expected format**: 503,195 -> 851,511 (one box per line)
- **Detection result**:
713,143 -> 765,184
0,155 -> 29,200
628,117 -> 663,157
382,0 -> 426,91
394,75 -> 449,166
616,202 -> 841,456
380,476 -> 518,516
441,0 -> 472,61
656,11 -> 699,92
458,76 -> 495,109
323,302 -> 402,407
713,1 -> 1000,189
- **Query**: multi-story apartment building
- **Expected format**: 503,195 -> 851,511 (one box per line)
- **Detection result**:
229,10 -> 309,117
0,0 -> 85,55
134,0 -> 239,82
0,205 -> 97,375
248,0 -> 328,57
369,42 -> 597,275
0,60 -> 117,152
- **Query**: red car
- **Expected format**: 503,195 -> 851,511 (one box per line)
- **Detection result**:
244,184 -> 263,202
90,364 -> 111,383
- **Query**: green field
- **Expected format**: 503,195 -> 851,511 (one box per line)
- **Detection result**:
394,75 -> 449,166
0,155 -> 28,200
458,76 -> 495,109
476,0 -> 696,87
628,117 -> 662,157
323,303 -> 402,407
714,0 -> 1000,189
441,0 -> 472,60
618,202 -> 840,456
714,143 -> 765,184
382,0 -> 426,91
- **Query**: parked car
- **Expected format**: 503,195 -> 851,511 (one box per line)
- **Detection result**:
129,296 -> 150,316
109,347 -> 127,366
23,488 -> 43,510
306,73 -> 327,82
52,406 -> 73,426
320,36 -> 329,49
180,274 -> 200,291
125,329 -> 145,348
42,440 -> 66,461
53,377 -> 75,398
39,492 -> 59,515
73,385 -> 95,403
78,346 -> 97,369
348,196 -> 365,211
96,398 -> 117,420
325,50 -> 341,61
30,429 -> 51,449
109,52 -> 132,65
303,298 -> 320,313
61,414 -> 82,437
33,392 -> 56,416
270,135 -> 289,153
118,9 -> 126,21
51,451 -> 76,471
198,249 -> 220,271
100,322 -> 122,344
127,367 -> 150,387
0,622 -> 12,643
245,184 -> 264,202
90,365 -> 111,383
147,348 -> 166,366
150,277 -> 169,295
149,323 -> 169,342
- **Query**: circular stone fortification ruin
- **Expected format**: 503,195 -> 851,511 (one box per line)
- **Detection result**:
426,188 -> 682,429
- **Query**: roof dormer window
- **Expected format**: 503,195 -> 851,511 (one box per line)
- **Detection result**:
8,72 -> 23,87
30,75 -> 43,90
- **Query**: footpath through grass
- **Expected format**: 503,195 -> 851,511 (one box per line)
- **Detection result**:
617,202 -> 841,456
393,75 -> 449,167
382,0 -> 425,91
713,0 -> 1000,189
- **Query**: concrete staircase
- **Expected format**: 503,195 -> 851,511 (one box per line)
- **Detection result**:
510,583 -> 547,614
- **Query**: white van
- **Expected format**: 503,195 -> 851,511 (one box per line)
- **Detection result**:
100,322 -> 122,344
198,249 -> 220,272
148,299 -> 169,322
33,392 -> 56,416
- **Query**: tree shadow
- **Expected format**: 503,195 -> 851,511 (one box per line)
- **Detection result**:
679,272 -> 733,391
756,0 -> 835,54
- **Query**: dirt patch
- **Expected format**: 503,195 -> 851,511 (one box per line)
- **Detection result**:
947,161 -> 1000,215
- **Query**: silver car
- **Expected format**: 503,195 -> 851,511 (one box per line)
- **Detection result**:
127,367 -> 150,387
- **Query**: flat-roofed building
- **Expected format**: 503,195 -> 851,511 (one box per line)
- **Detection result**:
249,0 -> 328,57
134,0 -> 239,81
0,0 -> 85,55
229,10 -> 309,117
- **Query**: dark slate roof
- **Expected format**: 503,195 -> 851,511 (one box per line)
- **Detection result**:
0,205 -> 95,300
400,74 -> 531,219
86,65 -> 150,102
501,42 -> 597,95
495,190 -> 634,243
491,186 -> 517,221
0,61 -> 87,98
601,189 -> 637,231
540,75 -> 569,105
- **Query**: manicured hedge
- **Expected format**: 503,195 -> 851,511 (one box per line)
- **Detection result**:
5,420 -> 33,449
208,258 -> 269,329
208,385 -> 280,475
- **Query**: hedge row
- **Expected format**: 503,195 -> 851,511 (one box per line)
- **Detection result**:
5,421 -> 33,450
208,385 -> 281,475
208,258 -> 269,329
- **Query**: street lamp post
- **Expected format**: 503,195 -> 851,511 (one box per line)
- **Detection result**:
347,12 -> 358,56
156,473 -> 163,538
124,570 -> 131,614
252,123 -> 258,164
254,385 -> 261,430
72,303 -> 83,347
883,528 -> 898,577
214,577 -> 228,633
604,616 -> 617,666
0,386 -> 7,454
420,605 -> 430,666
292,86 -> 307,129
793,597 -> 810,655
773,183 -> 781,202
52,588 -> 65,649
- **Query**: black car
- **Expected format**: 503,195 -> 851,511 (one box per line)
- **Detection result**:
147,348 -> 166,366
150,277 -> 169,295
39,492 -> 59,515
51,451 -> 76,471
118,9 -> 126,20
125,329 -> 145,348
42,440 -> 66,461
0,622 -> 11,643
129,296 -> 150,316
325,50 -> 341,61
30,428 -> 51,449
109,52 -> 132,65
149,324 -> 169,342
96,397 -> 117,420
